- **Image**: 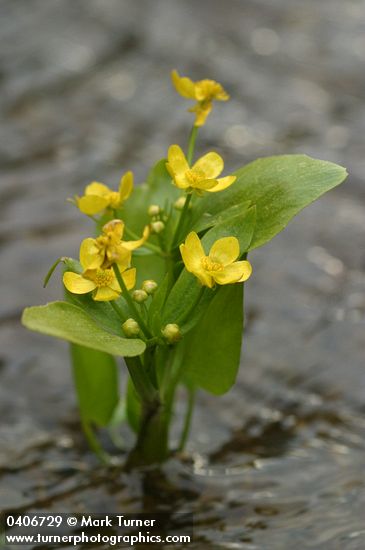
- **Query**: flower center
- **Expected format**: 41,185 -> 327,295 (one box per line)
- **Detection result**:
201,257 -> 223,272
93,269 -> 114,287
186,168 -> 206,185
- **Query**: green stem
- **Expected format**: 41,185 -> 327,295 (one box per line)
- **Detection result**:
178,387 -> 195,452
187,125 -> 198,165
125,356 -> 157,404
112,264 -> 152,338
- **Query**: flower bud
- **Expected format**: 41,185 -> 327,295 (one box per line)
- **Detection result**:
148,204 -> 160,217
151,221 -> 165,234
122,318 -> 140,337
132,289 -> 149,303
161,323 -> 182,344
173,196 -> 187,211
142,279 -> 158,295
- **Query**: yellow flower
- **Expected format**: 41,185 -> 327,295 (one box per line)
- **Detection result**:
166,145 -> 236,195
180,232 -> 252,288
171,70 -> 229,126
80,219 -> 150,270
63,246 -> 136,302
75,171 -> 134,215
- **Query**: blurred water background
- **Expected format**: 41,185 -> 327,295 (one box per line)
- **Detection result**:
1,1 -> 365,548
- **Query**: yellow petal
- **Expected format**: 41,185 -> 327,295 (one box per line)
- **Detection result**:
122,267 -> 136,291
194,80 -> 229,101
180,232 -> 205,271
109,266 -> 135,293
80,238 -> 103,270
167,144 -> 190,176
189,102 -> 212,127
206,175 -> 236,193
119,171 -> 134,202
102,219 -> 125,239
122,225 -> 150,251
209,237 -> 240,265
63,272 -> 96,294
171,70 -> 196,99
105,245 -> 131,269
84,182 -> 111,197
93,287 -> 120,301
237,261 -> 253,282
77,195 -> 110,215
213,261 -> 252,285
193,152 -> 224,179
191,178 -> 218,191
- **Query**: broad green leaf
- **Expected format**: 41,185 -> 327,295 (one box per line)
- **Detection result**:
202,205 -> 256,253
183,284 -> 244,395
195,155 -> 347,250
65,291 -> 124,335
161,206 -> 256,330
71,344 -> 119,426
22,301 -> 146,357
192,200 -> 251,234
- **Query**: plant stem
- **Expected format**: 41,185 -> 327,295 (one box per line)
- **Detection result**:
127,401 -> 169,466
125,356 -> 157,404
112,264 -> 152,338
187,125 -> 198,165
178,386 -> 195,452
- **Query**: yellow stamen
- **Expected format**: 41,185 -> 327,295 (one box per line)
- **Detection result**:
201,257 -> 224,272
91,269 -> 115,288
185,168 -> 205,185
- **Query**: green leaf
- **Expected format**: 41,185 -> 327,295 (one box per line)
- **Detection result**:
126,376 -> 141,432
71,344 -> 119,426
192,200 -> 251,234
65,291 -> 125,335
196,155 -> 347,250
183,284 -> 244,395
202,205 -> 256,253
22,301 -> 146,357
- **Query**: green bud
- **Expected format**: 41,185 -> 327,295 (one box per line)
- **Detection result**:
132,289 -> 149,303
161,323 -> 182,344
122,318 -> 140,337
142,279 -> 158,295
148,204 -> 160,217
151,221 -> 165,234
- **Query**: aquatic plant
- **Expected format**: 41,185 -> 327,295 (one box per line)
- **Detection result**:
22,71 -> 347,465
